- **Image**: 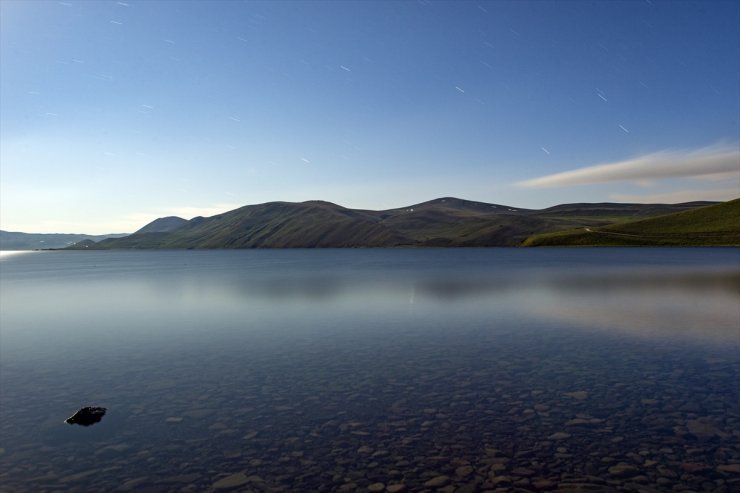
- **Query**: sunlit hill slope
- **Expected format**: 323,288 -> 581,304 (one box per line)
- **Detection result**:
523,199 -> 740,246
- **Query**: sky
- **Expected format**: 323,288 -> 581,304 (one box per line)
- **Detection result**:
1,0 -> 738,234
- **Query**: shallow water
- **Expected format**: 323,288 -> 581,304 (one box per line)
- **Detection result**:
0,248 -> 738,492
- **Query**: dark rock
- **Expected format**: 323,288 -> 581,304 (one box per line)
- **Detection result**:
65,406 -> 106,427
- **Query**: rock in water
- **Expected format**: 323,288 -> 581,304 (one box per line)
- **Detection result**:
65,407 -> 107,426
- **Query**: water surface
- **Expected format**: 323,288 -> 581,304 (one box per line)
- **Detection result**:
1,249 -> 738,492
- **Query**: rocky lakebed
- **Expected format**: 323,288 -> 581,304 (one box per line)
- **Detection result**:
1,325 -> 738,493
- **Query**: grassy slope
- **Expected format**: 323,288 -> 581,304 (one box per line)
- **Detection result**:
523,199 -> 740,246
358,198 -> 532,246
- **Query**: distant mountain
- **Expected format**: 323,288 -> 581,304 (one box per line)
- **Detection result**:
64,197 -> 732,249
534,201 -> 718,219
135,216 -> 188,234
0,231 -> 128,250
523,199 -> 740,246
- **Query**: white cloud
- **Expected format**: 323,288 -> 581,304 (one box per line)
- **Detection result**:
693,170 -> 740,182
517,144 -> 740,189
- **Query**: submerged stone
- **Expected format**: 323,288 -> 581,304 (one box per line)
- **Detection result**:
211,472 -> 249,489
563,391 -> 589,401
608,463 -> 639,477
65,406 -> 107,427
423,475 -> 449,487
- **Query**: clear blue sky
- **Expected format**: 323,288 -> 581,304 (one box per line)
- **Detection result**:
1,0 -> 738,233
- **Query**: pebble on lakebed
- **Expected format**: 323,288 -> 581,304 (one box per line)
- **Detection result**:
64,406 -> 106,426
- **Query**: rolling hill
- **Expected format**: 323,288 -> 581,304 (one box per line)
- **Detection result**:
523,199 -> 740,246
64,197 -> 736,249
0,231 -> 128,250
134,216 -> 188,234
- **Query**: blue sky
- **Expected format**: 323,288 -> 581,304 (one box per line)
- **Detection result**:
1,0 -> 738,233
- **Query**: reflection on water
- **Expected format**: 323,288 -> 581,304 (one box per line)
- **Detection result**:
523,269 -> 740,345
0,249 -> 738,492
0,250 -> 34,259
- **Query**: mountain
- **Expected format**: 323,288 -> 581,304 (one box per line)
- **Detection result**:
65,197 -> 734,249
0,231 -> 128,250
523,199 -> 740,246
134,216 -> 188,234
90,201 -> 408,249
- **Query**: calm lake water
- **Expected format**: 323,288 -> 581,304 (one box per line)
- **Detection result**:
0,248 -> 738,492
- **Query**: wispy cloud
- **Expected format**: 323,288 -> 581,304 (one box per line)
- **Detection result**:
517,144 -> 740,189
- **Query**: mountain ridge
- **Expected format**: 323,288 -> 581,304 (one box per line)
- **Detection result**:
64,197 -> 735,249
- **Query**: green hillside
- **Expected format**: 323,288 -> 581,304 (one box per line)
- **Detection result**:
523,199 -> 740,246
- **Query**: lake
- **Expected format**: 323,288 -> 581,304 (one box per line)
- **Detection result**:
0,248 -> 738,492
